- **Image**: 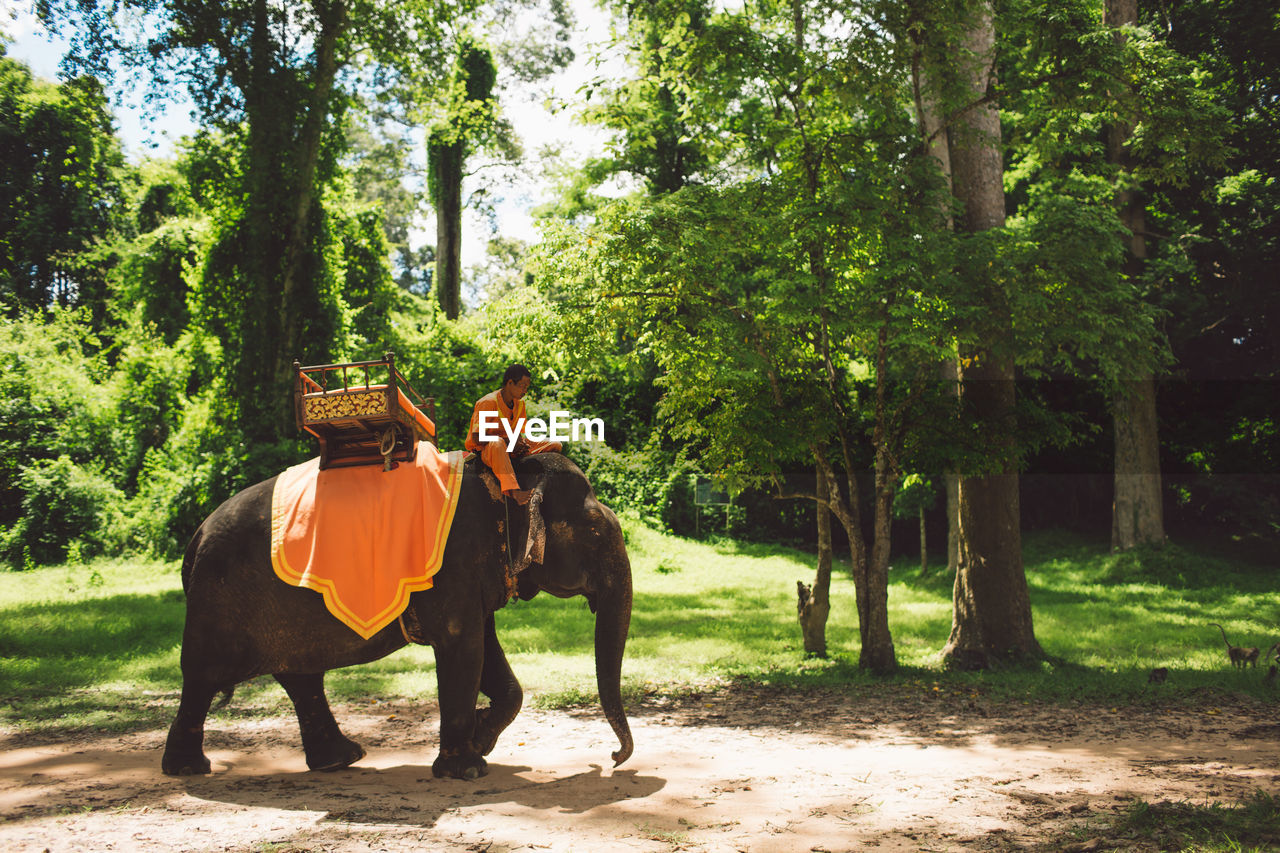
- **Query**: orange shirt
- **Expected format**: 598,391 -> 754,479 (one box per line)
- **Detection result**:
465,389 -> 526,453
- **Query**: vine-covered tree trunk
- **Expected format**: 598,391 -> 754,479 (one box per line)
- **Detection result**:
938,0 -> 1041,670
1106,0 -> 1166,551
275,0 -> 345,438
433,137 -> 464,320
797,462 -> 832,657
230,0 -> 348,446
429,39 -> 497,321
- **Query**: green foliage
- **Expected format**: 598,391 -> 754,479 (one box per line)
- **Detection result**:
110,217 -> 205,344
123,384 -> 247,558
7,455 -> 123,564
344,122 -> 433,293
427,36 -> 501,203
574,443 -> 675,527
0,53 -> 127,317
0,308 -> 115,564
581,0 -> 711,194
892,473 -> 936,519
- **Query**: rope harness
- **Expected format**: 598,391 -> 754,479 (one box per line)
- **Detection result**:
379,427 -> 397,471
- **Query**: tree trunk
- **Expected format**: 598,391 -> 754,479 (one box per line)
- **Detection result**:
434,139 -> 463,320
943,358 -> 961,575
275,0 -> 345,438
1112,370 -> 1165,548
912,55 -> 961,576
1105,0 -> 1166,551
233,0 -> 345,445
866,444 -> 897,673
236,0 -> 287,445
862,323 -> 897,673
812,447 -> 896,674
919,505 -> 928,576
937,0 -> 1041,670
946,473 -> 960,573
797,462 -> 832,657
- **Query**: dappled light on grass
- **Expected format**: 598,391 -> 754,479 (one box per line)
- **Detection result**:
0,557 -> 184,731
2,524 -> 1278,736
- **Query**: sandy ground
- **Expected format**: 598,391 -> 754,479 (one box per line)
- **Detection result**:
2,686 -> 1278,852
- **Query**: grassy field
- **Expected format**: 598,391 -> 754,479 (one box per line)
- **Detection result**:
2,519 -> 1277,735
5,522 -> 1280,850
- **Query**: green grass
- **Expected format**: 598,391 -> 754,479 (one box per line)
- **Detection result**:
1,523 -> 1277,736
1049,791 -> 1280,852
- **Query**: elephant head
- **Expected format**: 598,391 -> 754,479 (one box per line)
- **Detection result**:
508,453 -> 634,767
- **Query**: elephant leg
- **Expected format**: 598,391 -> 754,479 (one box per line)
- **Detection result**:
431,631 -> 488,780
274,672 -> 365,771
161,676 -> 219,776
474,614 -> 523,756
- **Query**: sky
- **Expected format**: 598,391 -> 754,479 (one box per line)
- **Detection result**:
0,0 -> 627,273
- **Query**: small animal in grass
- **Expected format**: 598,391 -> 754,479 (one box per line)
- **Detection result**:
1210,623 -> 1260,669
1147,667 -> 1168,684
1266,665 -> 1277,687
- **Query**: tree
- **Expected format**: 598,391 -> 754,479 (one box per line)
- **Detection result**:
537,0 -> 966,672
995,0 -> 1228,551
38,0 -> 474,451
429,36 -> 499,319
1105,0 -> 1164,551
585,0 -> 710,195
893,474 -> 936,576
797,463 -> 833,657
924,0 -> 1043,669
345,120 -> 434,293
0,52 -> 126,320
1138,0 -> 1279,540
111,157 -> 202,343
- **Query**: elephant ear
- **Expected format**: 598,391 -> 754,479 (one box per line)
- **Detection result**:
515,488 -> 546,573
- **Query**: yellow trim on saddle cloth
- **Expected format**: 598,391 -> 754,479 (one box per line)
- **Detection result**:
270,448 -> 465,639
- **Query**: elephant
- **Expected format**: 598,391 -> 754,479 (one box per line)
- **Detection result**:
160,452 -> 632,780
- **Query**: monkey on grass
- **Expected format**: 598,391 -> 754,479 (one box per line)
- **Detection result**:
1210,623 -> 1260,669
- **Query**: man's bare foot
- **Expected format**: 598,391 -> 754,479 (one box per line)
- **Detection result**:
504,488 -> 531,505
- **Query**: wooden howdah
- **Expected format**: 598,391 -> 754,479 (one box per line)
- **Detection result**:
293,352 -> 437,471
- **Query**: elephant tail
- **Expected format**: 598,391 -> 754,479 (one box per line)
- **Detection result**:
179,525 -> 204,594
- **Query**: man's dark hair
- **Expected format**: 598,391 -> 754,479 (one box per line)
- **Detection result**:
502,364 -> 532,386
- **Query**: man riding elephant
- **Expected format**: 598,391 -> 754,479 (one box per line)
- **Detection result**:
466,364 -> 562,505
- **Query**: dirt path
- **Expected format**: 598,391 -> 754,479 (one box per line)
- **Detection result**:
2,687 -> 1278,852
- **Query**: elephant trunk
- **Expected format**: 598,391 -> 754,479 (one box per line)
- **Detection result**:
594,557 -> 633,767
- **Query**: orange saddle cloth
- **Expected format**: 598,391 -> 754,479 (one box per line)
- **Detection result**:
270,446 -> 466,639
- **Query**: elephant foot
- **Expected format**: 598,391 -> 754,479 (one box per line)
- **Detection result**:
432,748 -> 488,780
161,749 -> 211,776
304,734 -> 366,772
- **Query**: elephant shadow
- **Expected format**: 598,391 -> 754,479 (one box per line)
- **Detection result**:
182,762 -> 666,827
